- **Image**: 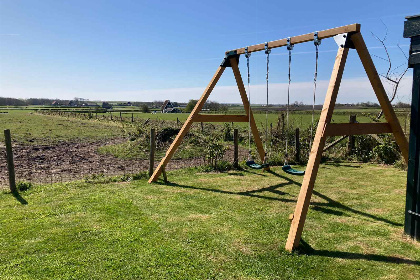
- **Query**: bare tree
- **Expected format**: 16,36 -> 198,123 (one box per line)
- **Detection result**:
371,21 -> 409,119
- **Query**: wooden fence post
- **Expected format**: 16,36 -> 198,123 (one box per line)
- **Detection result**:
149,129 -> 156,177
347,115 -> 356,155
295,128 -> 300,163
233,129 -> 239,168
281,113 -> 285,136
4,129 -> 16,193
131,113 -> 134,123
120,111 -> 122,121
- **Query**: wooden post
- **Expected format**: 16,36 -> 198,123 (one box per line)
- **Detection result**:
233,128 -> 239,168
295,128 -> 300,163
120,111 -> 122,121
286,47 -> 349,251
131,113 -> 134,123
162,168 -> 168,183
149,129 -> 156,177
403,15 -> 420,241
4,129 -> 16,193
201,122 -> 204,133
281,113 -> 285,136
347,115 -> 356,155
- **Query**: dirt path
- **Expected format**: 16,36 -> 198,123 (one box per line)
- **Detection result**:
0,139 -> 249,187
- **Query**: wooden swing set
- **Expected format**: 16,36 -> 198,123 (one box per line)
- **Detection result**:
148,23 -> 409,252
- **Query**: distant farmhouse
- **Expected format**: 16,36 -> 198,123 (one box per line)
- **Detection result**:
161,100 -> 180,113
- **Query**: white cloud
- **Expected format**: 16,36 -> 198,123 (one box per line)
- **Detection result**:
1,76 -> 413,104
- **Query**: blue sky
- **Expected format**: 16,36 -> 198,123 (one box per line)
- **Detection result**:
0,0 -> 418,104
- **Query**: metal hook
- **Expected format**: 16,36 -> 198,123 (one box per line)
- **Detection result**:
265,42 -> 271,54
287,37 -> 293,51
245,46 -> 250,58
314,31 -> 321,46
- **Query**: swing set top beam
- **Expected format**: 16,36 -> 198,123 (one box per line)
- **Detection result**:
226,23 -> 360,55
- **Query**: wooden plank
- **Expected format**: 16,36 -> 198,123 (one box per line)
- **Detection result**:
4,129 -> 17,193
286,47 -> 349,252
228,24 -> 360,55
233,128 -> 239,168
148,128 -> 156,177
230,57 -> 266,162
325,123 -> 392,136
351,32 -> 409,163
193,114 -> 248,123
347,115 -> 357,155
148,66 -> 225,183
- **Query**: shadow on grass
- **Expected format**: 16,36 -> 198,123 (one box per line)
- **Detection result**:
12,191 -> 28,205
155,177 -> 296,203
311,189 -> 403,227
298,240 -> 420,265
156,168 -> 402,226
267,169 -> 403,226
324,162 -> 362,168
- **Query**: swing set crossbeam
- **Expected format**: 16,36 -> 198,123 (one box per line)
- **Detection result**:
325,122 -> 393,136
226,23 -> 360,55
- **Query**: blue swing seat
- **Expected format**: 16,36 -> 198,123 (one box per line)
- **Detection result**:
282,165 -> 305,175
246,160 -> 269,170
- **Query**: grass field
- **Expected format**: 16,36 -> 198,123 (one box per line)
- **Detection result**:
0,110 -> 127,144
1,164 -> 419,279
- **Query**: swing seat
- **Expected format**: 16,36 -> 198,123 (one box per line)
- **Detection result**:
282,165 -> 305,175
246,160 -> 269,170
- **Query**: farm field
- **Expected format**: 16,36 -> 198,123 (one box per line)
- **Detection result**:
0,108 -> 411,186
0,110 -> 126,145
1,164 -> 419,279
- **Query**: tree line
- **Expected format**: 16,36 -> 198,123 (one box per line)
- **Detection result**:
0,97 -> 71,106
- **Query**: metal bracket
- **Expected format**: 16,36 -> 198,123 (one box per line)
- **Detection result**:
221,50 -> 239,67
333,32 -> 355,49
265,42 -> 271,54
287,37 -> 293,51
314,31 -> 321,46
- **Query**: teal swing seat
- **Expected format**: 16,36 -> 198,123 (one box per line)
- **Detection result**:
246,160 -> 269,170
282,165 -> 305,175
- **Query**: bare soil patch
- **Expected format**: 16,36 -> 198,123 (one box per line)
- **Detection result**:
0,138 -> 249,187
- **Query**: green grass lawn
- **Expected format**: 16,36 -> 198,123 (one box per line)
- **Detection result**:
1,164 -> 418,279
0,110 -> 128,144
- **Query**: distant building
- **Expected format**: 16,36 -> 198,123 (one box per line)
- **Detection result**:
117,102 -> 132,106
81,102 -> 99,107
161,100 -> 180,113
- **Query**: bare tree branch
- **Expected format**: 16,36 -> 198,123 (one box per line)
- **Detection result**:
371,22 -> 409,119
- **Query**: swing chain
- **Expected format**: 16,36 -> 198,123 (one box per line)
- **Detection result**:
245,46 -> 251,84
265,42 -> 271,153
245,46 -> 252,159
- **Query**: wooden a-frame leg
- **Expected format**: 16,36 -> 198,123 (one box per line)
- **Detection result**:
285,47 -> 349,251
351,32 -> 409,163
230,58 -> 266,162
148,66 -> 225,183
